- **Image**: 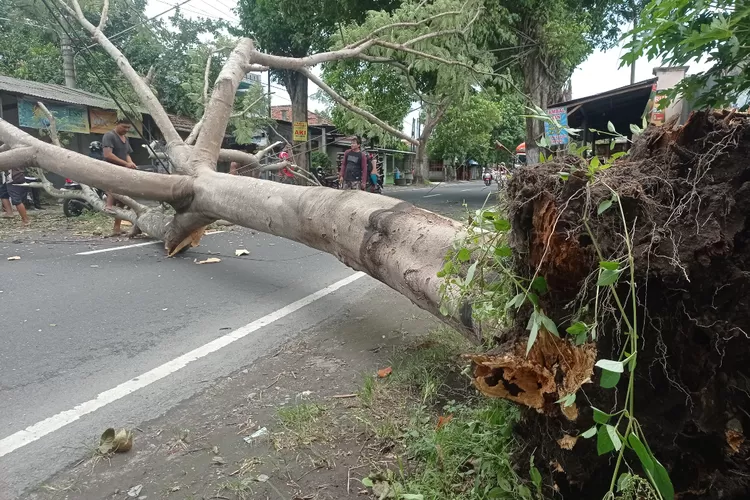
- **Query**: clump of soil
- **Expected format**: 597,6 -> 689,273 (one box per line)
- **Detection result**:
501,111 -> 750,498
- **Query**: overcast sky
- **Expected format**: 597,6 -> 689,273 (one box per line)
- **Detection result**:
144,0 -> 711,131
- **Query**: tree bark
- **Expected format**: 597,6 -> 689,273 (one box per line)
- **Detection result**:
414,102 -> 448,184
285,71 -> 309,171
523,55 -> 549,166
60,32 -> 76,88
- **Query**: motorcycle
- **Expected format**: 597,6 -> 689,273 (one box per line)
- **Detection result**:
483,173 -> 493,186
61,179 -> 106,217
315,167 -> 340,188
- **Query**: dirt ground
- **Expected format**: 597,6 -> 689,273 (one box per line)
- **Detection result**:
20,282 -> 447,500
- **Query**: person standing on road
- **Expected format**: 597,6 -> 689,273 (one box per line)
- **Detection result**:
338,137 -> 367,190
102,119 -> 137,236
0,167 -> 30,225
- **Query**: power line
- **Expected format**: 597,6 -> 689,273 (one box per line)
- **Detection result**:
39,0 -> 171,173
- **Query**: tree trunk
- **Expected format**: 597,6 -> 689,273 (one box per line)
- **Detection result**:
60,31 -> 76,89
522,56 -> 549,166
285,71 -> 309,172
414,103 -> 448,184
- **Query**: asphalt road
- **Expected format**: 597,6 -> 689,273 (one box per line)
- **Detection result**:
385,180 -> 498,219
0,182 -> 488,498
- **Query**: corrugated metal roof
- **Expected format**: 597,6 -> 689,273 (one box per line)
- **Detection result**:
0,74 -> 122,110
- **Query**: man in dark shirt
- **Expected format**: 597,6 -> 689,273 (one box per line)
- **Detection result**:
338,137 -> 367,190
101,119 -> 136,235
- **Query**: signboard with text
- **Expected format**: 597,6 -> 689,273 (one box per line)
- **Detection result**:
89,108 -> 142,137
18,99 -> 89,134
293,121 -> 308,142
544,107 -> 569,145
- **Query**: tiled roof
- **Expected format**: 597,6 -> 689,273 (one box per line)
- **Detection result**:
166,113 -> 197,133
0,75 -> 130,110
270,105 -> 332,126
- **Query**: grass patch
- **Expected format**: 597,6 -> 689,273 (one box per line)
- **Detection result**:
356,327 -> 530,499
272,403 -> 328,449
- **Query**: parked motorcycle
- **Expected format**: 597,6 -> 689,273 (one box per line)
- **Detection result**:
61,179 -> 107,217
315,167 -> 340,188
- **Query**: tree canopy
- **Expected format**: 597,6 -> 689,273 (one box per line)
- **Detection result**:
623,0 -> 750,110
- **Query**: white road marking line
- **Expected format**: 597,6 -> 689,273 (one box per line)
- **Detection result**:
423,194 -> 441,198
0,271 -> 365,458
75,231 -> 226,255
76,241 -> 159,255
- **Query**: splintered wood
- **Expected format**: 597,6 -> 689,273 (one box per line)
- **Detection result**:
168,226 -> 207,256
469,331 -> 596,420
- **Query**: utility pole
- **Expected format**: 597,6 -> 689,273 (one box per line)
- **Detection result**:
60,32 -> 76,88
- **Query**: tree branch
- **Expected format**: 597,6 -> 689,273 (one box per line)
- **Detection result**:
247,41 -> 377,70
344,10 -> 462,49
191,39 -> 256,171
36,102 -> 61,147
0,147 -> 35,172
257,141 -> 282,160
0,121 -> 193,202
372,40 -> 494,77
243,64 -> 269,72
58,0 -> 183,147
231,94 -> 266,118
202,53 -> 213,105
300,68 -> 417,145
97,0 -> 109,32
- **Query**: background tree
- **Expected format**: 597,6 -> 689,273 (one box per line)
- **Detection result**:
319,60 -> 412,148
428,91 -> 503,166
623,0 -> 750,110
236,0 -> 401,170
332,0 -> 495,183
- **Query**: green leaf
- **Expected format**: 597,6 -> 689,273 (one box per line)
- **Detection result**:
558,172 -> 570,181
652,457 -> 675,500
581,426 -> 597,439
362,477 -> 374,488
437,261 -> 453,278
495,245 -> 512,258
606,424 -> 622,451
530,466 -> 542,489
628,433 -> 654,476
597,424 -> 615,455
539,152 -> 546,164
590,156 -> 600,169
401,495 -> 424,500
610,140 -> 616,151
540,314 -> 559,336
596,359 -> 624,373
526,316 -> 540,355
566,321 -> 588,336
526,292 -> 540,307
464,262 -> 478,286
610,151 -> 628,161
555,393 -> 576,407
630,123 -> 643,135
592,407 -> 611,424
531,276 -> 548,294
617,473 -> 632,492
600,370 -> 621,389
597,268 -> 622,286
575,332 -> 588,345
599,261 -> 619,271
486,487 -> 504,499
457,248 -> 471,262
493,219 -> 510,232
607,121 -> 616,133
506,293 -> 525,310
597,199 -> 613,215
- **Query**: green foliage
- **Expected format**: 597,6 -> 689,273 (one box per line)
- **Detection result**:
310,150 -> 332,171
623,0 -> 750,110
429,91 -> 505,164
319,60 -> 412,145
402,400 -> 529,499
2,0 -> 224,117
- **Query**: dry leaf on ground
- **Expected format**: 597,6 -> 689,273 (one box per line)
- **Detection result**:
235,249 -> 250,256
99,428 -> 133,454
436,415 -> 453,430
195,257 -> 221,264
7,256 -> 20,261
377,366 -> 393,378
